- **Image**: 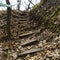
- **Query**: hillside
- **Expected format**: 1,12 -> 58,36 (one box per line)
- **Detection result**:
0,0 -> 60,60
29,0 -> 60,33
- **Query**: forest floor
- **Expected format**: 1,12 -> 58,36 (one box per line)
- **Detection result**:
0,10 -> 60,60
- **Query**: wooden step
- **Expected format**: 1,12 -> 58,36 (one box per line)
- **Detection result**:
19,31 -> 34,38
19,16 -> 28,18
18,48 -> 44,56
19,29 -> 41,39
19,13 -> 27,16
18,21 -> 27,24
19,24 -> 27,26
20,19 -> 27,21
21,39 -> 39,46
12,14 -> 28,18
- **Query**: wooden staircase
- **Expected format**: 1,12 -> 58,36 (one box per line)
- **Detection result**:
13,11 -> 41,57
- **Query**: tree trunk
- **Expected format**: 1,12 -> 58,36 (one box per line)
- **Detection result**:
17,0 -> 21,10
40,0 -> 47,5
6,0 -> 11,38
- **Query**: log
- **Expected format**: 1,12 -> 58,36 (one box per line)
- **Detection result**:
19,31 -> 34,38
18,48 -> 44,56
21,39 -> 39,46
20,29 -> 41,37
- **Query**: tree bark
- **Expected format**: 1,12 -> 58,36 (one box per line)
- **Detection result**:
6,0 -> 11,38
40,0 -> 47,5
17,0 -> 21,10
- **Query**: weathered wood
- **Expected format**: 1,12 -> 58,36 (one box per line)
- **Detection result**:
17,0 -> 21,10
19,31 -> 34,38
20,19 -> 27,21
18,48 -> 44,56
21,39 -> 39,46
6,0 -> 11,38
20,29 -> 40,37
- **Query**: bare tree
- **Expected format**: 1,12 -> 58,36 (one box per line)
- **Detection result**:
17,0 -> 21,10
28,0 -> 34,5
25,0 -> 34,11
6,0 -> 11,38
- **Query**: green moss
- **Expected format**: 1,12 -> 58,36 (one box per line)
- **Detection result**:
32,3 -> 40,10
29,2 -> 60,32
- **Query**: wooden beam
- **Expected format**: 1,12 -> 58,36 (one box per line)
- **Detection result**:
18,48 -> 44,56
19,31 -> 34,38
21,39 -> 39,46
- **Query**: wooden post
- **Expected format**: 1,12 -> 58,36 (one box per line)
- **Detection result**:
40,0 -> 47,5
6,0 -> 11,38
17,0 -> 21,10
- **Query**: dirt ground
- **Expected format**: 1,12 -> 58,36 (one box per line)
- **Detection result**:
0,10 -> 60,60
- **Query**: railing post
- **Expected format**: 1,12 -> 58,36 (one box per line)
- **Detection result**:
6,0 -> 11,38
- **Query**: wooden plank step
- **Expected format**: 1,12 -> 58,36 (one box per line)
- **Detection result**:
21,39 -> 39,46
19,13 -> 27,15
20,24 -> 27,26
19,16 -> 28,18
19,31 -> 34,38
19,29 -> 41,39
18,48 -> 44,56
20,17 -> 28,20
20,19 -> 27,21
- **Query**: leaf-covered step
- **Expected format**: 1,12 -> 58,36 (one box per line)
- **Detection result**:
21,39 -> 39,46
19,31 -> 34,38
18,48 -> 44,56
